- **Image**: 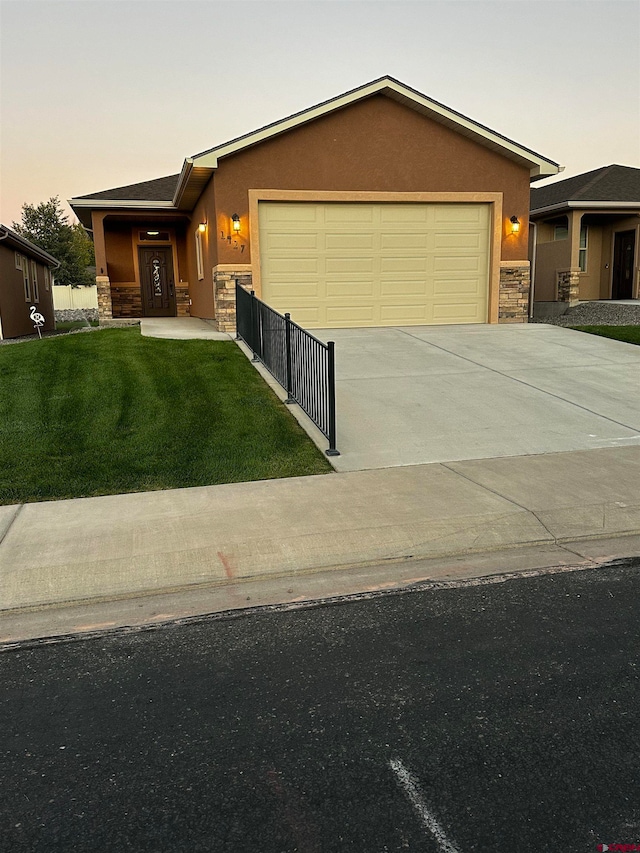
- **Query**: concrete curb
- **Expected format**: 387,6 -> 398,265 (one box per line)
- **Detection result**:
2,447 -> 640,620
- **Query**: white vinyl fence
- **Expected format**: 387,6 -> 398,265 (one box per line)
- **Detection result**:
52,285 -> 98,310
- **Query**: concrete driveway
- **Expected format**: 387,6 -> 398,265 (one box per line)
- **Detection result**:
311,324 -> 640,472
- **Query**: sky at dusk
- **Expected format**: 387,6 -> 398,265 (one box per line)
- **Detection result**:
1,0 -> 639,227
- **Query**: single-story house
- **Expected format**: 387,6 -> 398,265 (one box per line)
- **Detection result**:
530,164 -> 640,313
0,225 -> 58,340
69,76 -> 560,331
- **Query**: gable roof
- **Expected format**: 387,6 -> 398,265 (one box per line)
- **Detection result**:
530,165 -> 640,214
172,77 -> 560,208
190,76 -> 559,176
0,224 -> 60,267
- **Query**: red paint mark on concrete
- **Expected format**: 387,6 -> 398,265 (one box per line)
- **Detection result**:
217,551 -> 235,580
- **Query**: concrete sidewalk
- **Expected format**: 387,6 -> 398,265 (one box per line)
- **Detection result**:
140,317 -> 231,340
2,445 -> 640,642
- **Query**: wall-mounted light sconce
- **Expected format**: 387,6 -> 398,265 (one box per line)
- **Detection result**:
147,231 -> 160,237
510,216 -> 521,235
198,222 -> 207,233
231,214 -> 241,234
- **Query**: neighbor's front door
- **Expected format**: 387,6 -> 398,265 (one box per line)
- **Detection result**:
139,246 -> 177,316
612,230 -> 636,300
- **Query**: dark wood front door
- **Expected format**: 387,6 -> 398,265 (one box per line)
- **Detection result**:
612,230 -> 636,299
139,247 -> 177,316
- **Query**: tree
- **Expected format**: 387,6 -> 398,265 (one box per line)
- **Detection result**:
12,197 -> 95,287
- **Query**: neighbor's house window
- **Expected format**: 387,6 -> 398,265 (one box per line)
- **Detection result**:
195,229 -> 204,280
22,258 -> 31,301
554,224 -> 569,240
579,224 -> 588,272
31,260 -> 39,302
15,252 -> 22,270
43,267 -> 50,291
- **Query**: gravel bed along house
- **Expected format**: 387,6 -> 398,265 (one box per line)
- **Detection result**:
532,301 -> 640,326
54,308 -> 99,323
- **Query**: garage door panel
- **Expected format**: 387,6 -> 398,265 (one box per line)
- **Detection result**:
325,257 -> 375,274
380,205 -> 429,224
324,205 -> 374,224
267,282 -> 323,301
433,302 -> 484,321
325,232 -> 375,250
380,233 -> 429,250
259,202 -> 490,328
265,232 -> 320,250
380,304 -> 430,322
433,278 -> 483,296
434,205 -> 488,224
326,280 -> 375,298
380,279 -> 428,297
266,204 -> 319,223
286,306 -> 323,325
433,256 -> 484,272
380,257 -> 428,274
325,305 -> 376,323
267,258 -> 321,275
434,233 -> 484,249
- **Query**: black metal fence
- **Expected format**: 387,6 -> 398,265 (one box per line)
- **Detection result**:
235,283 -> 339,456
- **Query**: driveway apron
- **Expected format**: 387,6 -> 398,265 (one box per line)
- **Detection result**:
310,324 -> 640,472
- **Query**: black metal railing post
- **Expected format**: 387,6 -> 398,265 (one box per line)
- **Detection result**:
234,279 -> 242,341
249,290 -> 260,362
326,341 -> 339,456
284,313 -> 295,404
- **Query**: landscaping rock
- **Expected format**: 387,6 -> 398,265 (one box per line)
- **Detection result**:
54,309 -> 99,323
532,302 -> 640,326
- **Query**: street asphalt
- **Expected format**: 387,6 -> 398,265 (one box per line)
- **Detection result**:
1,560 -> 639,853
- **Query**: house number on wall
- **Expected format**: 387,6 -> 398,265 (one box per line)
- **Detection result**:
152,258 -> 163,296
220,233 -> 245,252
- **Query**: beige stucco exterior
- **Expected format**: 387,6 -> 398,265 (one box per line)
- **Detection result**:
531,209 -> 640,305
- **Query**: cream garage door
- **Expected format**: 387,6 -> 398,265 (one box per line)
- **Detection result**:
258,202 -> 491,328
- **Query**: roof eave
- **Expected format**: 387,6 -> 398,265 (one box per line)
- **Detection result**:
68,199 -> 177,210
530,200 -> 640,216
0,226 -> 60,267
69,199 -> 180,231
172,159 -> 214,210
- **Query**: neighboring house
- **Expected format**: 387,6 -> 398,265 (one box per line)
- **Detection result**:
0,225 -> 58,340
530,165 -> 640,314
69,76 -> 559,331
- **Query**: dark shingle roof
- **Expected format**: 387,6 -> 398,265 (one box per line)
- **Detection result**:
530,165 -> 640,211
74,174 -> 180,202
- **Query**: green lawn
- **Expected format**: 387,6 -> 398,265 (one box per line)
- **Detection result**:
570,325 -> 640,346
0,328 -> 332,505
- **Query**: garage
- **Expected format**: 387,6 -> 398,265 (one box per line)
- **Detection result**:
258,201 -> 491,328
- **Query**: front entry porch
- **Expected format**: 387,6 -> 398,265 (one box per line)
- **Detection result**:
93,215 -> 192,322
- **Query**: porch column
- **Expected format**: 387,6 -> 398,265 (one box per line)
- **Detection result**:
556,269 -> 580,306
556,211 -> 582,307
91,212 -> 113,321
569,210 -> 583,270
96,276 -> 113,320
213,266 -> 253,333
